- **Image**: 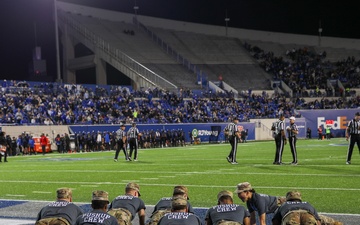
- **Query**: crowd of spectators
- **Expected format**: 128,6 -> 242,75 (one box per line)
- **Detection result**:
243,42 -> 360,98
0,79 -> 360,126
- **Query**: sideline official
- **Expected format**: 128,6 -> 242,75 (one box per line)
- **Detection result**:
345,112 -> 360,164
114,123 -> 129,162
128,122 -> 141,161
273,115 -> 286,165
287,116 -> 298,165
225,117 -> 241,164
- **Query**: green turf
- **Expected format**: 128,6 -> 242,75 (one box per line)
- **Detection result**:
0,138 -> 358,214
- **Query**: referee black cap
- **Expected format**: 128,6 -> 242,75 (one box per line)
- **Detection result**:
355,112 -> 360,116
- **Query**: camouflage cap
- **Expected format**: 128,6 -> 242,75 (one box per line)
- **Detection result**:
126,182 -> 141,196
173,185 -> 189,199
286,191 -> 302,201
217,190 -> 233,200
92,190 -> 109,202
171,197 -> 187,208
56,188 -> 72,199
234,182 -> 253,193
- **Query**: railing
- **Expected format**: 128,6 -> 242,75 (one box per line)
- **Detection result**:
134,17 -> 209,89
58,11 -> 177,90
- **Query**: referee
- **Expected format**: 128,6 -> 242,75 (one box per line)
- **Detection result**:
273,114 -> 286,165
128,122 -> 141,161
287,116 -> 298,165
114,124 -> 129,162
225,117 -> 241,164
345,112 -> 360,165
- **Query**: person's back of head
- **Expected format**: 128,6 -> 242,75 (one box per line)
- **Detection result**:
173,185 -> 189,200
125,182 -> 141,196
56,188 -> 72,201
217,190 -> 233,205
91,190 -> 109,210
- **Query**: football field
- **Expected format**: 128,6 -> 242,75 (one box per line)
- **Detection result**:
0,138 -> 359,224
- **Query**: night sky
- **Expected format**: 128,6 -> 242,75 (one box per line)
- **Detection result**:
0,0 -> 359,82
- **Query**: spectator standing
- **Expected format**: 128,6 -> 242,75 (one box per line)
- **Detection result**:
345,112 -> 360,165
55,134 -> 62,153
127,123 -> 141,161
96,131 -> 102,151
36,188 -> 83,225
114,124 -> 129,162
287,116 -> 299,165
273,115 -> 286,165
0,131 -> 8,162
205,190 -> 250,225
317,126 -> 323,140
157,197 -> 202,225
306,128 -> 312,139
235,182 -> 285,225
325,126 -> 331,140
108,182 -> 146,225
40,133 -> 47,155
75,190 -> 117,225
29,136 -> 36,155
225,117 -> 241,164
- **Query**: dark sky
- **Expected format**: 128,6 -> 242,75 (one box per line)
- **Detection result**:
0,0 -> 359,82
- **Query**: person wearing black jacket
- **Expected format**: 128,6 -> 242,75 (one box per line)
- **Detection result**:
0,131 -> 8,162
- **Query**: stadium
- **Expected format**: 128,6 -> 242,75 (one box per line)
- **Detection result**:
0,1 -> 359,225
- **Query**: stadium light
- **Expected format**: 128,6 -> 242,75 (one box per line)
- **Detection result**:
318,20 -> 323,46
225,10 -> 230,36
54,0 -> 62,83
134,0 -> 139,17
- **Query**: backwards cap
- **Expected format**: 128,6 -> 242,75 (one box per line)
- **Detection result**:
217,190 -> 233,200
171,197 -> 187,209
92,190 -> 109,202
173,185 -> 189,199
234,182 -> 253,193
286,191 -> 302,201
126,182 -> 141,196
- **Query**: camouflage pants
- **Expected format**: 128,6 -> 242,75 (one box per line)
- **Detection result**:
108,208 -> 132,225
282,210 -> 318,225
35,217 -> 70,225
217,220 -> 242,225
146,209 -> 171,225
319,214 -> 343,225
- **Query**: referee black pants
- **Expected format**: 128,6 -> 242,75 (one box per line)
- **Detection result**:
274,135 -> 285,163
347,134 -> 360,162
228,137 -> 238,162
115,140 -> 128,160
129,138 -> 138,160
289,136 -> 297,163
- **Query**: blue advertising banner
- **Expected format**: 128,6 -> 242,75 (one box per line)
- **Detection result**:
298,109 -> 359,138
70,122 -> 256,143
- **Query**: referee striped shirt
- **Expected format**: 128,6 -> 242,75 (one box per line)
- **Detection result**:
128,127 -> 139,139
347,119 -> 360,134
226,122 -> 238,137
116,129 -> 127,141
288,124 -> 298,137
275,119 -> 285,135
